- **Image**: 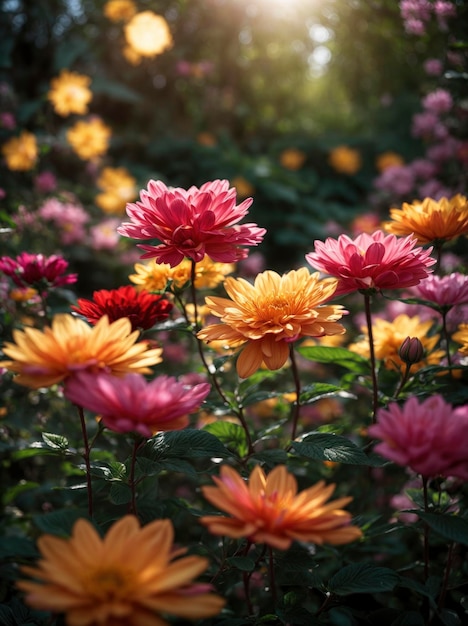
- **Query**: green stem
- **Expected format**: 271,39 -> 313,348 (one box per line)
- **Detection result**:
422,476 -> 430,582
128,437 -> 144,517
440,308 -> 453,370
289,344 -> 302,441
77,404 -> 93,518
393,363 -> 411,400
364,293 -> 379,423
242,541 -> 255,616
268,545 -> 277,607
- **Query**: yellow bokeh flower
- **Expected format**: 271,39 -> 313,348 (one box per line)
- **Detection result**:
197,132 -> 217,147
122,44 -> 142,65
95,166 -> 137,214
328,145 -> 362,175
103,0 -> 136,22
231,176 -> 254,199
200,465 -> 362,550
348,314 -> 444,374
376,151 -> 404,172
197,268 -> 346,378
452,323 -> 468,356
279,148 -> 307,171
66,118 -> 112,161
17,515 -> 224,626
124,11 -> 173,58
383,195 -> 468,245
2,131 -> 38,171
47,70 -> 92,117
0,314 -> 162,389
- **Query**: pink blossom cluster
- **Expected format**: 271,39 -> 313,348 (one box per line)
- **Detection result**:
38,197 -> 90,245
400,0 -> 456,35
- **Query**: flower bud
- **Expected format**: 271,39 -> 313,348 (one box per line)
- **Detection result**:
399,336 -> 424,365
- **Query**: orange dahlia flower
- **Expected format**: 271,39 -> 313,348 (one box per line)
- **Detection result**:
66,118 -> 111,161
383,195 -> 468,244
124,11 -> 173,58
47,70 -> 93,117
1,131 -> 38,171
453,323 -> 468,355
200,465 -> 362,550
328,145 -> 361,175
197,268 -> 346,378
17,515 -> 225,626
0,314 -> 162,389
104,0 -> 136,22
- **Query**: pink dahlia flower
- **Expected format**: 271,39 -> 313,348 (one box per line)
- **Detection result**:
369,395 -> 468,480
64,371 -> 211,437
118,179 -> 266,266
0,252 -> 77,291
413,272 -> 468,308
305,231 -> 435,296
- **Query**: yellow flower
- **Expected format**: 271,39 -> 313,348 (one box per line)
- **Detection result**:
103,0 -> 136,22
47,70 -> 92,117
2,131 -> 38,171
0,314 -> 162,389
197,268 -> 346,378
231,176 -> 254,199
383,195 -> 468,245
279,148 -> 306,171
9,287 -> 38,302
124,11 -> 173,58
17,515 -> 225,626
348,314 -> 444,373
452,323 -> 468,355
328,145 -> 361,175
129,260 -> 172,293
200,465 -> 362,550
66,118 -> 112,161
376,151 -> 404,172
95,166 -> 137,214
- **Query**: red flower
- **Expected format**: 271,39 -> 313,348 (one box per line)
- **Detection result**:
72,285 -> 173,331
0,252 -> 77,291
64,371 -> 211,437
306,231 -> 435,296
368,395 -> 468,480
118,179 -> 266,266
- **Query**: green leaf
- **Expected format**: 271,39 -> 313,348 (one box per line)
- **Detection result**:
146,429 -> 230,460
109,482 -> 132,505
241,390 -> 281,407
203,422 -> 248,457
390,612 -> 425,626
291,433 -> 374,465
11,445 -> 63,460
226,556 -> 256,571
328,563 -> 399,595
418,512 -> 468,546
0,536 -> 39,560
297,346 -> 370,373
299,383 -> 355,404
2,481 -> 40,505
32,509 -> 89,536
42,432 -> 69,450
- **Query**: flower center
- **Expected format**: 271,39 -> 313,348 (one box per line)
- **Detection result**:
86,566 -> 133,599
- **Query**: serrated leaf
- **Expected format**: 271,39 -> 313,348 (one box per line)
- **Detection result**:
42,432 -> 69,450
299,383 -> 355,404
109,482 -> 132,505
11,445 -> 62,460
241,390 -> 281,406
32,509 -> 89,536
203,422 -> 248,457
146,429 -> 231,460
328,563 -> 399,595
418,512 -> 468,546
291,433 -> 373,465
226,556 -> 256,571
298,346 -> 370,373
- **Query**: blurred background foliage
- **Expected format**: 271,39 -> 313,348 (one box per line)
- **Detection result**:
0,0 -> 467,273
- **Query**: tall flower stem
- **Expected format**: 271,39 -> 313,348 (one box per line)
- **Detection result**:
189,260 -> 254,455
440,308 -> 453,370
76,404 -> 93,518
242,541 -> 254,616
268,546 -> 277,606
363,293 -> 379,423
129,437 -> 144,517
422,476 -> 430,582
289,344 -> 302,441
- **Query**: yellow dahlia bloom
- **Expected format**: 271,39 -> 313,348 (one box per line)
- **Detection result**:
200,465 -> 362,550
197,268 -> 346,378
66,118 -> 112,161
348,314 -> 444,373
129,260 -> 172,293
0,314 -> 162,389
279,148 -> 307,171
328,145 -> 361,175
124,11 -> 173,58
376,151 -> 404,172
2,131 -> 38,171
47,70 -> 92,117
95,166 -> 137,214
383,195 -> 468,244
17,515 -> 224,626
104,0 -> 136,22
453,323 -> 468,355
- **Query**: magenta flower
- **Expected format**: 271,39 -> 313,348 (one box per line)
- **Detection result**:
305,231 -> 436,296
414,272 -> 468,308
0,252 -> 77,291
64,371 -> 211,437
369,395 -> 468,480
118,179 -> 266,266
